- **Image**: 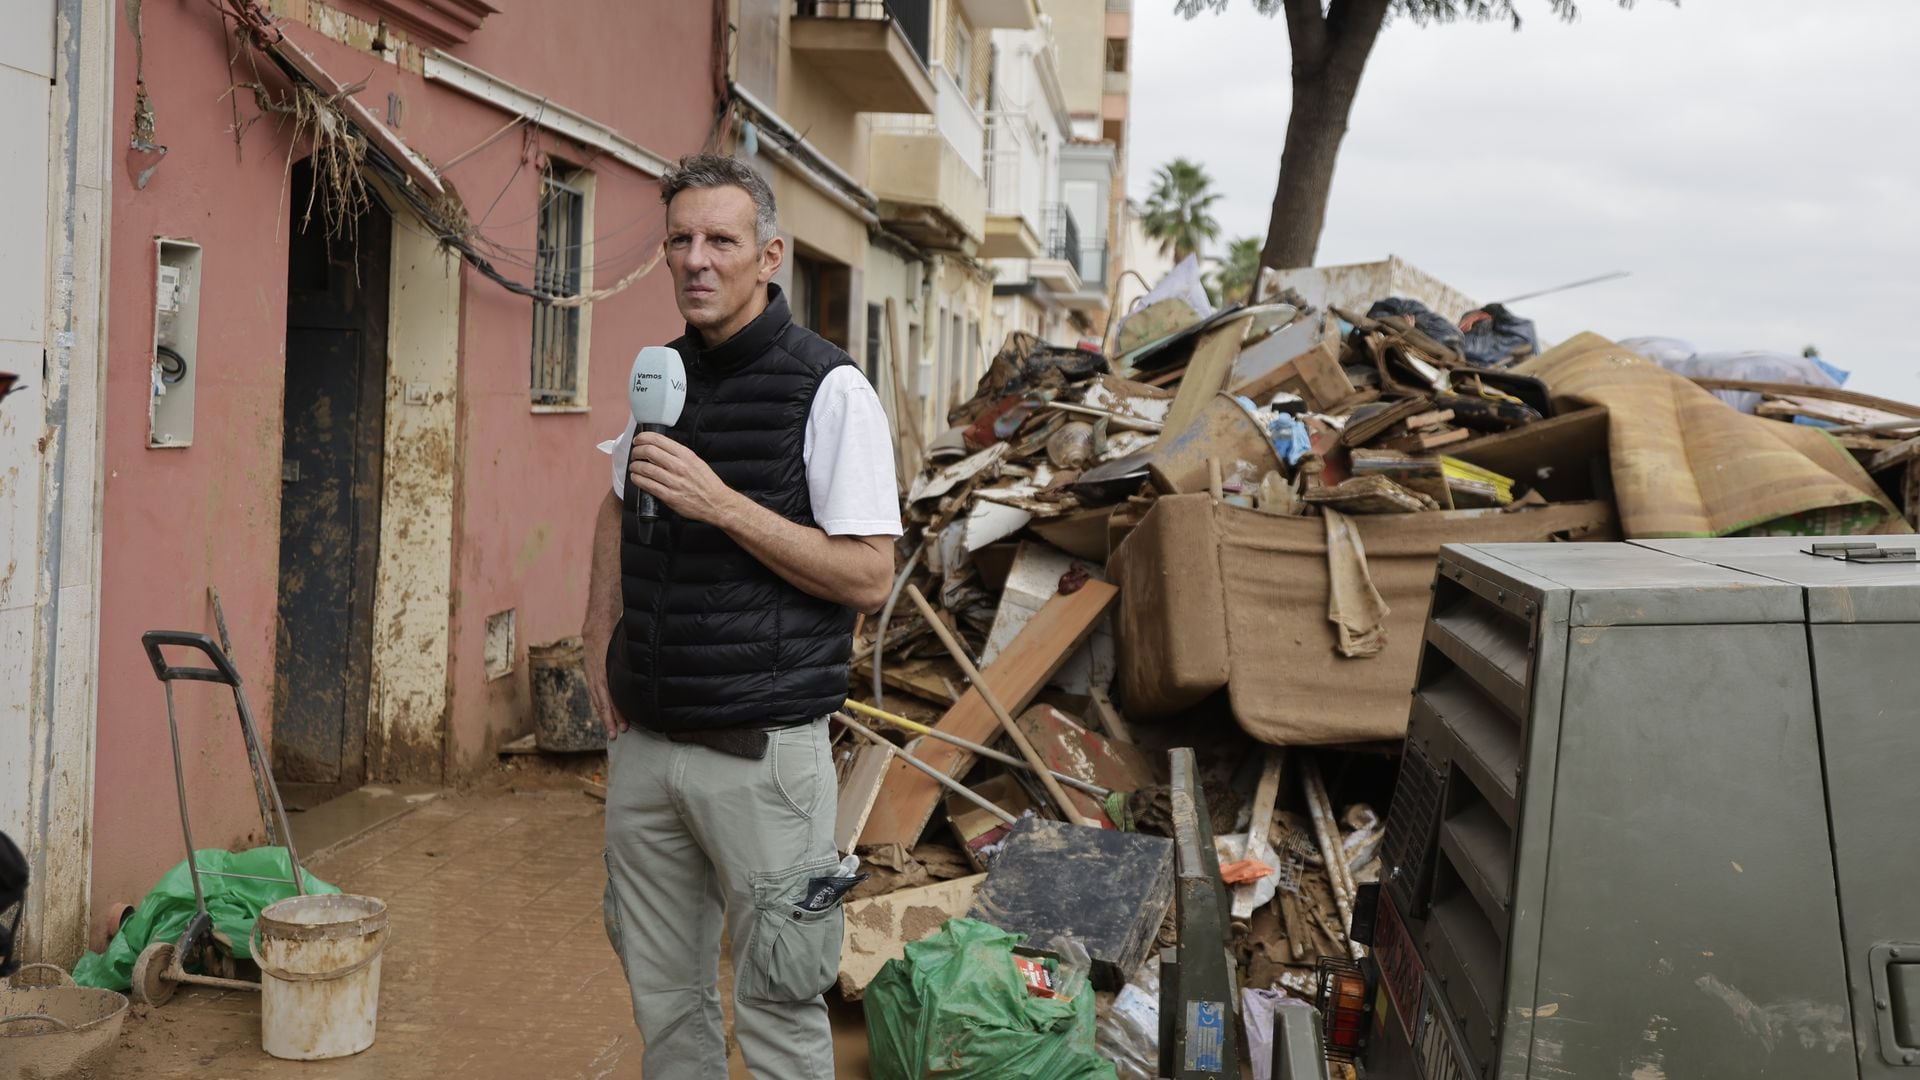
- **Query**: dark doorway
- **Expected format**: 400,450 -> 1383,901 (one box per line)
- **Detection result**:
274,160 -> 390,792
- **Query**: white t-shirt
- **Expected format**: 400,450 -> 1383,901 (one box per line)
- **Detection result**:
603,365 -> 904,537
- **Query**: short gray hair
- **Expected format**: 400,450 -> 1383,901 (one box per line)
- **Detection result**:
660,153 -> 779,246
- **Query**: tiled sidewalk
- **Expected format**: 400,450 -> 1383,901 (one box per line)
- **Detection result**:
111,780 -> 871,1078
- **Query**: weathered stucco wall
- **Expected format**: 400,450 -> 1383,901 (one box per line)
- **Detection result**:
92,0 -> 719,938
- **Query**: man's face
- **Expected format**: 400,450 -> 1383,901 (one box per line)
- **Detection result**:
664,185 -> 781,339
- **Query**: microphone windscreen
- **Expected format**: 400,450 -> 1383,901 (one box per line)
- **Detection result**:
628,346 -> 687,426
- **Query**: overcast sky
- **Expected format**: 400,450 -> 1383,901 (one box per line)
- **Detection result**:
1128,0 -> 1920,401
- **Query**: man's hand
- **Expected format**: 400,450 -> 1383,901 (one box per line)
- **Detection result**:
584,661 -> 627,740
629,433 -> 742,526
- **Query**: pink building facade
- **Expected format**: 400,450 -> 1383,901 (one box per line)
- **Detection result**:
87,0 -> 720,945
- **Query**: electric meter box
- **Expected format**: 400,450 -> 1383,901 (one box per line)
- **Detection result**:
1367,536 -> 1920,1080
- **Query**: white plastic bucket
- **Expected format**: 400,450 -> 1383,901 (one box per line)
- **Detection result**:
252,894 -> 388,1060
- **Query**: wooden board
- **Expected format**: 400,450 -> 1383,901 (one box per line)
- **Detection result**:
858,581 -> 1121,848
834,743 -> 894,854
1161,315 -> 1252,438
1014,704 -> 1158,827
837,874 -> 987,999
1115,297 -> 1201,356
1232,748 -> 1287,920
1340,396 -> 1430,447
852,658 -> 958,706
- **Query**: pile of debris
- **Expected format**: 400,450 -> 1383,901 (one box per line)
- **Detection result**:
827,257 -> 1920,1073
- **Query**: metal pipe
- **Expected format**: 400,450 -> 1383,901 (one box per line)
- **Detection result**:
832,713 -> 1018,826
903,584 -> 1087,824
871,539 -> 927,710
843,698 -> 1112,798
729,81 -> 875,209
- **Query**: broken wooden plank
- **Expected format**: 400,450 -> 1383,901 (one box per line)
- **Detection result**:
581,778 -> 607,803
837,873 -> 987,999
1340,396 -> 1432,448
1232,748 -> 1287,920
852,657 -> 959,706
1162,314 -> 1254,438
834,743 -> 894,854
1869,433 -> 1920,474
1379,426 -> 1471,454
1086,687 -> 1135,746
1231,339 -> 1354,412
1401,408 -> 1456,431
859,581 -> 1121,848
1685,377 -> 1920,418
499,733 -> 539,755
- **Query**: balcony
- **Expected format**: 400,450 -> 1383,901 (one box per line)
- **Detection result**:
960,0 -> 1040,29
790,1 -> 937,115
1030,203 -> 1083,292
1104,70 -> 1130,96
869,107 -> 987,252
1107,0 -> 1131,11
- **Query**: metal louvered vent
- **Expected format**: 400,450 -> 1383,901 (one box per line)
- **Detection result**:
1381,738 -> 1446,918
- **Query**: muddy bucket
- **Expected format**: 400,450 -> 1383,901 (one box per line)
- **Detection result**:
530,636 -> 605,752
253,894 -> 388,1060
0,964 -> 127,1080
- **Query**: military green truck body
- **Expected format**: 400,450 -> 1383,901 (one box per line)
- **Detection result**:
1361,537 -> 1920,1080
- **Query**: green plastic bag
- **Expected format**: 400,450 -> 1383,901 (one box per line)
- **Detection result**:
73,847 -> 339,991
866,917 -> 1117,1080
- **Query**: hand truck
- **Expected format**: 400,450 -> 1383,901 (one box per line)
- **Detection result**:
130,631 -> 307,1006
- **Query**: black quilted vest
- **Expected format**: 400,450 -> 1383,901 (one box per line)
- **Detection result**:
605,286 -> 857,732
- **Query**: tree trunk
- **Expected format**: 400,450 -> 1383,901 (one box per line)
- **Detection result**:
1261,0 -> 1390,272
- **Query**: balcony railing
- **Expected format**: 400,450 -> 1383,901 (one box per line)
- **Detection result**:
794,0 -> 932,66
1042,203 -> 1081,265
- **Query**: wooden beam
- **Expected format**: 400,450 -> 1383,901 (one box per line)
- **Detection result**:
1687,377 -> 1920,418
858,581 -> 1120,848
834,743 -> 893,854
1869,434 -> 1920,474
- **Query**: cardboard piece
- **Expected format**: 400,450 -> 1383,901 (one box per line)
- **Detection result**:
835,743 -> 894,854
859,581 -> 1120,848
965,818 -> 1174,992
1149,393 -> 1284,497
1109,494 -> 1619,742
837,874 -> 987,999
978,542 -> 1115,697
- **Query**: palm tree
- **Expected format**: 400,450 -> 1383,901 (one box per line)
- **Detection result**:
1141,159 -> 1222,265
1211,236 -> 1261,305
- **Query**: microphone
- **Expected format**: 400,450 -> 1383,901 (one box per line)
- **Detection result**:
628,346 -> 687,543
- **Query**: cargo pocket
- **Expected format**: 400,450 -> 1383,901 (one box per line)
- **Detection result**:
740,857 -> 845,1004
601,851 -> 628,976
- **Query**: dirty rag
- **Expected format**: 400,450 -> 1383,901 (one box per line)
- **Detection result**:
1323,508 -> 1392,658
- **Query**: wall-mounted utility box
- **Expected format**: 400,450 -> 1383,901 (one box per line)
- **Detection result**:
149,239 -> 202,448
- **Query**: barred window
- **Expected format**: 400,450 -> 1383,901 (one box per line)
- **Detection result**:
531,166 -> 589,406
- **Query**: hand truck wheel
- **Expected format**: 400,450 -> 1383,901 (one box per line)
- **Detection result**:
132,940 -> 178,1006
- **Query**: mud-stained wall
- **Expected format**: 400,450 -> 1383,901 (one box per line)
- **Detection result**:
369,222 -> 458,780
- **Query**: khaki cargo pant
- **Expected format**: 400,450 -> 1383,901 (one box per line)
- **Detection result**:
602,719 -> 842,1080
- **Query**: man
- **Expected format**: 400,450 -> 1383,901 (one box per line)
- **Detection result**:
582,153 -> 900,1079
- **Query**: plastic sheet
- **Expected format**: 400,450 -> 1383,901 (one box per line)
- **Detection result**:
1093,960 -> 1160,1080
72,847 -> 339,991
866,918 -> 1115,1080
